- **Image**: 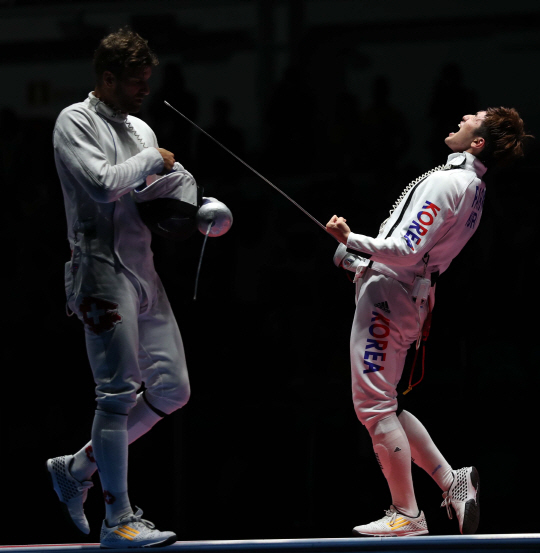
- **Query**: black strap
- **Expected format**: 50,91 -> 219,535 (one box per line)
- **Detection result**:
385,178 -> 428,238
143,390 -> 167,418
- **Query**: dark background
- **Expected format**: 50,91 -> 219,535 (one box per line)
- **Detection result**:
2,0 -> 540,545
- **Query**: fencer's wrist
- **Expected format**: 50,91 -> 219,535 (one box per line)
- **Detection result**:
156,162 -> 166,176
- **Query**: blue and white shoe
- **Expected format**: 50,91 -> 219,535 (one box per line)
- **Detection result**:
100,508 -> 177,549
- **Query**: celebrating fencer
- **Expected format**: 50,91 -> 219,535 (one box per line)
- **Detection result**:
47,27 -> 230,549
326,108 -> 530,536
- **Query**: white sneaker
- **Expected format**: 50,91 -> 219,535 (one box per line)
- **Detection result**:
47,454 -> 93,534
441,466 -> 480,534
100,508 -> 177,549
352,505 -> 429,537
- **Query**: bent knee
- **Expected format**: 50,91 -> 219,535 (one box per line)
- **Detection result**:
145,382 -> 191,415
353,394 -> 397,430
96,392 -> 137,416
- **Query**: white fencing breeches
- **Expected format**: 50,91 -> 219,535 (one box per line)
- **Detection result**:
69,258 -> 190,415
350,268 -> 429,429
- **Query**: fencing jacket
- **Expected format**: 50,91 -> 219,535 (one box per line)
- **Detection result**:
53,92 -> 165,299
346,152 -> 487,285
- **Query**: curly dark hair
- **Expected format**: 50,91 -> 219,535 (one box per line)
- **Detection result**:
93,27 -> 159,82
475,107 -> 533,167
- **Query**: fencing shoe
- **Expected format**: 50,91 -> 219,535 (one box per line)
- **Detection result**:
47,454 -> 93,534
441,466 -> 480,534
100,508 -> 177,549
353,505 -> 429,537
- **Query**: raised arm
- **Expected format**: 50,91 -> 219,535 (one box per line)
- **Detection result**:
54,109 -> 165,203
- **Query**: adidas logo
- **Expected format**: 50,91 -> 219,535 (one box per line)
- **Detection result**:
394,447 -> 402,452
114,525 -> 140,541
388,516 -> 411,530
374,301 -> 390,314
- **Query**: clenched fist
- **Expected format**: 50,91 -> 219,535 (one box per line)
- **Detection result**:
157,148 -> 176,174
326,215 -> 351,244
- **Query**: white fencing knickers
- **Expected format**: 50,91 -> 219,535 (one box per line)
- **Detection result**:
350,268 -> 429,430
67,255 -> 190,416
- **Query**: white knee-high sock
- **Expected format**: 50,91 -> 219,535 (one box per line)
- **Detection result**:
368,414 -> 419,517
71,393 -> 163,483
398,410 -> 454,491
92,410 -> 132,526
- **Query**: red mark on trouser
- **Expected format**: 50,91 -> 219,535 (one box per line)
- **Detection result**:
79,297 -> 122,335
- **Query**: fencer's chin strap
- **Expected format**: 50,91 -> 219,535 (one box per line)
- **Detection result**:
142,390 -> 167,418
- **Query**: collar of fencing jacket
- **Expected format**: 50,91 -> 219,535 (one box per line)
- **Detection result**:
446,151 -> 487,178
87,92 -> 128,123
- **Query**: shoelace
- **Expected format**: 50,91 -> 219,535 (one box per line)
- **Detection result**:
120,507 -> 156,529
385,508 -> 399,526
440,491 -> 453,519
76,480 -> 94,492
379,164 -> 447,234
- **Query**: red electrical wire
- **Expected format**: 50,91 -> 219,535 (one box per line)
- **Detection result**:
403,301 -> 432,395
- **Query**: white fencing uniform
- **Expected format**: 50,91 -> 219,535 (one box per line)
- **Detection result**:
347,152 -> 486,428
54,92 -> 191,415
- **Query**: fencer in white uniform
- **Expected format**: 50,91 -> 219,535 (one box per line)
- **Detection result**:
348,150 -> 486,427
47,28 -> 195,549
326,108 -> 529,537
57,92 -> 193,418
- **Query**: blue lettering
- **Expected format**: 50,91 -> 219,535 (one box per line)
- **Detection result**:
371,312 -> 390,324
422,201 -> 441,216
471,187 -> 486,211
466,211 -> 478,229
364,313 -> 390,373
405,229 -> 421,247
364,351 -> 386,361
409,220 -> 428,236
363,361 -> 384,373
366,338 -> 388,351
403,234 -> 414,250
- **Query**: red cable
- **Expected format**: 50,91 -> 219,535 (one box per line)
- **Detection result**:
403,302 -> 432,395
